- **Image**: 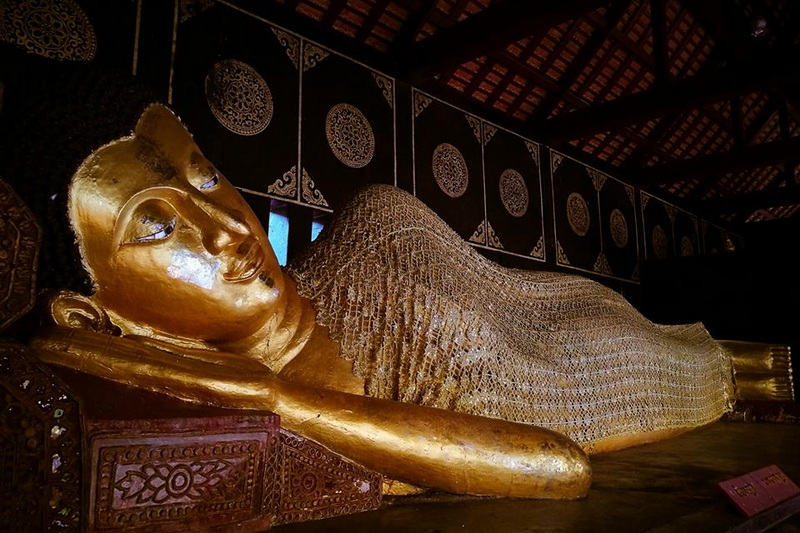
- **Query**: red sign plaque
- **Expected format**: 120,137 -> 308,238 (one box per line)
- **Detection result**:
719,465 -> 800,517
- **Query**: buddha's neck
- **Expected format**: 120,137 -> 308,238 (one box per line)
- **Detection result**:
225,275 -> 318,372
232,274 -> 365,395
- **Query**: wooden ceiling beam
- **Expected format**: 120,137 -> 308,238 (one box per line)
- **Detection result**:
532,0 -> 630,121
538,49 -> 800,143
388,0 -> 439,55
704,183 -> 800,214
396,0 -> 612,83
682,0 -> 758,61
634,136 -> 800,187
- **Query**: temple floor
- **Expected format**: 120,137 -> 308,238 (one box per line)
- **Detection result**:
273,419 -> 800,533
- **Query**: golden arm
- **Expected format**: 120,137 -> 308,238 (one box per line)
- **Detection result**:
29,326 -> 592,499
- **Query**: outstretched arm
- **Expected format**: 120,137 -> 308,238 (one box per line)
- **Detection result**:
30,326 -> 591,499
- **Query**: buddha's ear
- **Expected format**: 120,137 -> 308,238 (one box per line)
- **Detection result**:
46,290 -> 119,335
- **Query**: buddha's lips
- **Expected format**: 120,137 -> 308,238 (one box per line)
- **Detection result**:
223,240 -> 264,282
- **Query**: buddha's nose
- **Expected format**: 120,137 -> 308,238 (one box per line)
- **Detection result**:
192,194 -> 251,255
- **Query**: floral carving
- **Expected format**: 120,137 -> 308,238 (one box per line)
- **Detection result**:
114,460 -> 238,504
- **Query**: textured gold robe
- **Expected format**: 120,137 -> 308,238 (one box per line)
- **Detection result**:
287,184 -> 734,450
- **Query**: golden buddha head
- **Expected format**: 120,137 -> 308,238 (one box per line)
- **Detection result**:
67,104 -> 286,343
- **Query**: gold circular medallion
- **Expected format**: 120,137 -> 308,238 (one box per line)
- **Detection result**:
432,143 -> 468,198
205,59 -> 273,136
325,103 -> 375,169
499,169 -> 529,218
0,0 -> 96,60
680,235 -> 694,257
566,192 -> 590,236
609,208 -> 628,248
652,225 -> 668,259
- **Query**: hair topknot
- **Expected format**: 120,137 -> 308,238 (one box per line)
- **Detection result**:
0,43 -> 160,294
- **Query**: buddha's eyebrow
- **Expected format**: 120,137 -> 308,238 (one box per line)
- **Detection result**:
136,141 -> 178,181
189,152 -> 215,174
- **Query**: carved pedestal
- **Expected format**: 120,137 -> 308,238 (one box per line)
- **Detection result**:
0,340 -> 382,532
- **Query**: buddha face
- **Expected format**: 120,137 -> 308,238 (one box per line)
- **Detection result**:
69,104 -> 286,343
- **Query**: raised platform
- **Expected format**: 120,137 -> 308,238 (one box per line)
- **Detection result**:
272,418 -> 800,533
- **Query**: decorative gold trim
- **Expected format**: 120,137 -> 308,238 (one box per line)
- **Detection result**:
665,204 -> 677,224
483,124 -> 497,145
466,115 -> 481,143
372,73 -> 393,108
301,168 -> 329,208
593,252 -> 612,276
640,190 -> 650,210
267,166 -> 298,199
302,42 -> 329,72
469,221 -> 486,245
587,168 -> 607,192
413,92 -> 432,117
556,240 -> 570,265
486,222 -> 504,249
530,235 -> 545,259
624,183 -> 635,206
551,153 -> 564,173
526,142 -> 540,166
272,28 -> 300,69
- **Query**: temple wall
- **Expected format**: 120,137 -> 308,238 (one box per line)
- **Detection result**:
3,0 -> 770,323
0,0 -> 744,288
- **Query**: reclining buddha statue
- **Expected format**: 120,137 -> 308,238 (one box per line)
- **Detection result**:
2,57 -> 787,502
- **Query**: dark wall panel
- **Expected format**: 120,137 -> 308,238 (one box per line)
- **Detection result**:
599,175 -> 639,281
483,124 -> 545,261
412,90 -> 485,242
551,152 -> 602,275
640,191 -> 676,261
300,42 -> 395,212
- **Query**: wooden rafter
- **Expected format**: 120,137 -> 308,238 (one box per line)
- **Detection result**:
396,0 -> 612,82
705,183 -> 800,214
388,0 -> 439,54
634,136 -> 800,187
539,48 -> 800,143
531,0 -> 631,120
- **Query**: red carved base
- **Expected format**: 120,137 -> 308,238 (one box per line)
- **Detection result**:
0,341 -> 383,531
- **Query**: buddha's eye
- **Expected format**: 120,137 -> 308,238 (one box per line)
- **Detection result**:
124,200 -> 177,244
199,172 -> 219,191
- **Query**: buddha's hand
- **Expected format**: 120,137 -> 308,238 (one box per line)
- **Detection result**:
29,326 -> 277,411
734,375 -> 795,402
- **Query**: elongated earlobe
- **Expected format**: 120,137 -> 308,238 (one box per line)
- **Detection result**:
47,290 -> 118,335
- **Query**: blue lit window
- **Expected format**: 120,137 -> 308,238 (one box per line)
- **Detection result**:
311,220 -> 324,241
268,203 -> 289,266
